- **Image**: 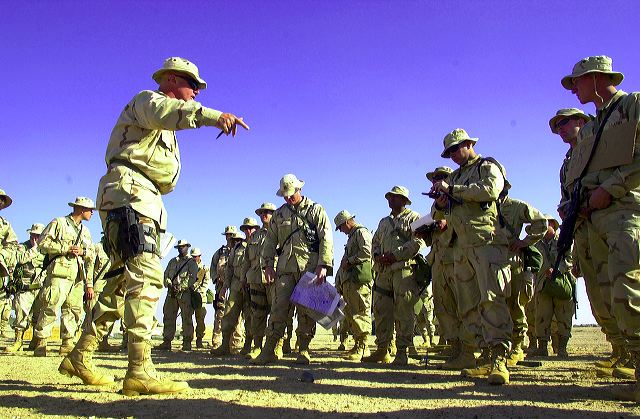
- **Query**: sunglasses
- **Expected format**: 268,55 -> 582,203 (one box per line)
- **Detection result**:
175,74 -> 199,91
432,174 -> 447,181
446,143 -> 463,155
554,117 -> 574,130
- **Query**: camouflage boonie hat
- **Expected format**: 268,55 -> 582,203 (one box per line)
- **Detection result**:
276,174 -> 305,197
27,223 -> 45,235
68,197 -> 96,210
548,108 -> 591,134
334,210 -> 356,230
426,166 -> 453,182
240,217 -> 260,230
174,239 -> 191,248
385,185 -> 412,205
255,202 -> 277,215
222,225 -> 239,236
190,247 -> 202,257
152,57 -> 207,89
0,189 -> 12,210
230,231 -> 244,240
441,129 -> 478,158
561,55 -> 624,90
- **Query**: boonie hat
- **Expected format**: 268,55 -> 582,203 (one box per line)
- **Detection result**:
426,166 -> 453,182
190,247 -> 202,257
68,197 -> 96,210
561,55 -> 624,90
385,186 -> 412,205
222,226 -> 239,236
152,57 -> 207,89
0,189 -> 12,210
174,239 -> 191,248
276,174 -> 305,197
544,214 -> 560,229
27,223 -> 45,235
255,202 -> 277,215
548,108 -> 591,134
441,129 -> 478,158
240,217 -> 260,230
334,210 -> 356,230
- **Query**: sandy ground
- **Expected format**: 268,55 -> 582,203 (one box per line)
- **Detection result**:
0,326 -> 639,418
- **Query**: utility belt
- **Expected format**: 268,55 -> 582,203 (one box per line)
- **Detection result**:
106,206 -> 157,262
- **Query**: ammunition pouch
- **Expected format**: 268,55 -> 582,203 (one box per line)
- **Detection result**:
106,206 -> 157,261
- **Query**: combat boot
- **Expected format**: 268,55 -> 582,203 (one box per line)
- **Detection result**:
461,347 -> 492,377
295,338 -> 312,365
250,337 -> 278,365
245,336 -> 264,360
210,333 -> 232,357
362,344 -> 392,364
530,339 -> 549,357
33,337 -> 48,357
4,330 -> 24,353
392,346 -> 409,366
551,333 -> 559,354
122,341 -> 189,396
389,340 -> 397,356
487,345 -> 510,385
240,335 -> 253,356
507,341 -> 526,367
97,336 -> 120,353
347,338 -> 370,361
337,339 -> 347,351
274,338 -> 284,360
59,338 -> 74,356
282,337 -> 292,354
58,334 -> 115,386
613,352 -> 640,402
442,344 -> 476,370
155,339 -> 172,351
195,338 -> 204,349
595,344 -> 622,368
182,340 -> 192,351
27,335 -> 38,351
557,335 -> 570,359
420,332 -> 432,348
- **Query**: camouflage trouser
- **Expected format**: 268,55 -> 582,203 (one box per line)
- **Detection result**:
249,282 -> 274,339
212,289 -> 225,345
432,255 -> 460,341
454,244 -> 512,349
575,220 -> 624,346
194,304 -> 206,340
590,209 -> 640,352
12,288 -> 38,331
221,283 -> 250,339
525,293 -> 537,344
34,274 -> 84,340
415,283 -> 436,338
0,292 -> 11,332
372,267 -> 419,348
506,254 -> 533,346
342,280 -> 372,340
162,292 -> 194,342
30,288 -> 45,332
85,214 -> 163,344
266,271 -> 316,342
535,290 -> 574,340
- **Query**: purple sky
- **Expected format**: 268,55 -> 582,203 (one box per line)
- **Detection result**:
3,1 -> 639,325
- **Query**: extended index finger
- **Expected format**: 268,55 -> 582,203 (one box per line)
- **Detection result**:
236,117 -> 250,131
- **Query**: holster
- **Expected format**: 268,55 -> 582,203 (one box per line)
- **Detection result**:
106,206 -> 157,261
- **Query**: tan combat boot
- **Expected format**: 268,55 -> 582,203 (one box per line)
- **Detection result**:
347,338 -> 370,361
487,345 -> 510,385
122,341 -> 189,396
595,344 -> 622,368
529,339 -> 549,357
551,333 -> 559,354
195,338 -> 204,349
250,337 -> 278,365
420,332 -> 432,348
295,338 -> 312,365
240,335 -> 253,356
507,341 -> 526,367
58,334 -> 115,386
461,347 -> 492,377
4,330 -> 24,353
557,335 -> 570,359
361,344 -> 392,364
442,344 -> 476,370
245,336 -> 264,360
613,352 -> 640,402
97,336 -> 120,353
59,338 -> 74,356
154,339 -> 172,351
33,337 -> 48,357
274,338 -> 284,360
392,346 -> 409,366
210,333 -> 232,357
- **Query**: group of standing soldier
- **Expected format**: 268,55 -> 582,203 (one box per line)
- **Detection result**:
0,54 -> 639,402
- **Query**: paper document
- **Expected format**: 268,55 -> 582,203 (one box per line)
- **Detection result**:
290,271 -> 341,316
410,214 -> 435,232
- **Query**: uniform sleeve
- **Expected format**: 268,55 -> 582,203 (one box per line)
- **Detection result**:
392,213 -> 425,262
38,219 -> 66,256
164,259 -> 174,288
187,259 -> 199,287
209,251 -> 219,283
240,243 -> 251,282
372,219 -> 385,258
197,267 -> 211,293
82,230 -> 95,285
450,161 -> 504,202
133,91 -> 223,131
347,229 -> 372,265
314,205 -> 334,268
224,248 -> 235,285
520,203 -> 548,246
261,219 -> 278,269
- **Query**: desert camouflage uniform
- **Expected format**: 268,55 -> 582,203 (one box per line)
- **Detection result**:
221,241 -> 250,344
193,260 -> 211,345
12,240 -> 45,331
162,254 -> 199,346
82,240 -> 111,331
210,245 -> 229,346
0,216 -> 19,335
243,226 -> 272,345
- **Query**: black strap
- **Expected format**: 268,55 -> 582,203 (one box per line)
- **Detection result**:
103,266 -> 125,280
372,283 -> 393,298
276,202 -> 317,255
171,259 -> 192,282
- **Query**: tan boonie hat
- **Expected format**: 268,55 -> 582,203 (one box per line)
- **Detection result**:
544,214 -> 560,229
255,202 -> 277,215
0,189 -> 12,210
230,231 -> 244,240
334,210 -> 356,230
441,128 -> 478,158
27,223 -> 45,235
561,55 -> 624,90
152,57 -> 207,90
385,185 -> 412,205
276,174 -> 305,197
240,217 -> 260,230
426,166 -> 453,182
174,239 -> 191,248
68,197 -> 96,210
548,108 -> 591,134
222,225 -> 239,236
190,247 -> 202,257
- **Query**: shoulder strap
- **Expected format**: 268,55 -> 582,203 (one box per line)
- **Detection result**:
171,258 -> 191,281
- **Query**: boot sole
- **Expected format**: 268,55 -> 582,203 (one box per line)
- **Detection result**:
122,386 -> 189,397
